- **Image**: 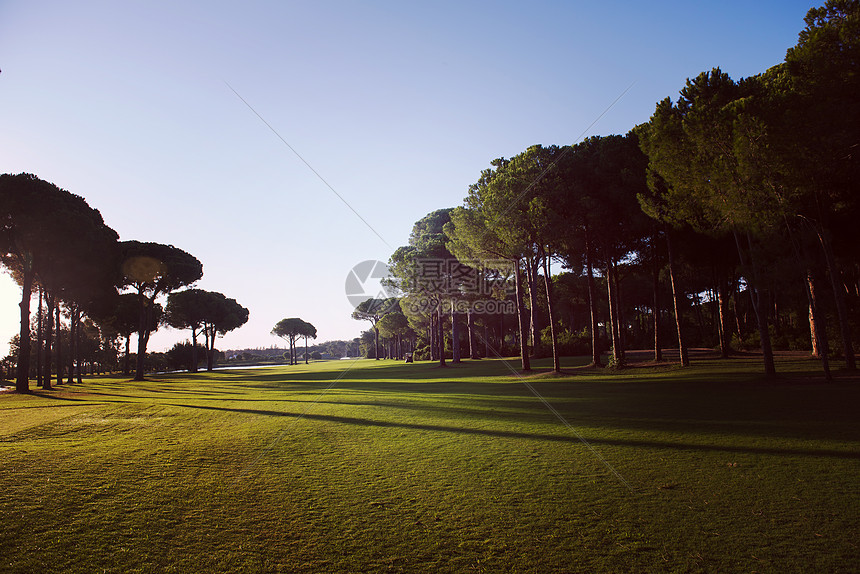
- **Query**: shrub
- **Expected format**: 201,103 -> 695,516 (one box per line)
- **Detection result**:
542,327 -> 592,357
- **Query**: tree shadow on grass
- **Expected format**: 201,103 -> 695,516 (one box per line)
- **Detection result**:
153,358 -> 577,386
165,401 -> 860,461
135,353 -> 860,446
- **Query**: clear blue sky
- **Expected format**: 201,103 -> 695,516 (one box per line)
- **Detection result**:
1,0 -> 815,353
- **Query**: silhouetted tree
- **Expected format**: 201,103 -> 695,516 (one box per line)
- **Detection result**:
118,241 -> 203,380
0,173 -> 118,392
272,317 -> 313,365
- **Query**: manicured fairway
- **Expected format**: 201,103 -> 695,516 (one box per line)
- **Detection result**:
1,355 -> 858,573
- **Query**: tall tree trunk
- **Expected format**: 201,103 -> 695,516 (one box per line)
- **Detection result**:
123,335 -> 131,376
793,227 -> 831,379
467,309 -> 476,359
207,326 -> 215,371
75,312 -> 83,384
808,302 -> 819,358
55,303 -> 63,385
514,260 -> 531,371
806,270 -> 832,381
586,260 -> 603,367
67,307 -> 76,384
43,293 -> 54,390
808,301 -> 821,359
36,286 -> 44,388
484,323 -> 490,358
732,276 -> 744,342
666,231 -> 690,367
652,232 -> 663,362
525,257 -> 540,349
716,273 -> 731,358
134,292 -> 151,381
614,263 -> 627,355
772,295 -> 781,338
498,313 -> 504,354
606,261 -> 622,367
816,226 -> 856,370
432,314 -> 438,361
66,308 -> 74,384
374,326 -> 380,360
733,232 -> 776,376
542,250 -> 561,372
190,327 -> 199,372
451,302 -> 461,363
437,305 -> 446,367
17,268 -> 34,392
203,325 -> 211,368
305,336 -> 309,364
585,228 -> 602,367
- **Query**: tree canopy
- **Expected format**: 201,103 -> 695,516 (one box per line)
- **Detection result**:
165,289 -> 250,372
272,317 -> 316,365
118,241 -> 203,380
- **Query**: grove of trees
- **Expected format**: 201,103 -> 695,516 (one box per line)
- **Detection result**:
352,1 -> 860,379
1,174 -> 249,390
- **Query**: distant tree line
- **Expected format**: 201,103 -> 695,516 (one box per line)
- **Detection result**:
216,340 -> 362,364
353,1 -> 859,379
1,174 -> 248,392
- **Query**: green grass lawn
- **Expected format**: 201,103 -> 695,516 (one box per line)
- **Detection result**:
1,354 -> 858,573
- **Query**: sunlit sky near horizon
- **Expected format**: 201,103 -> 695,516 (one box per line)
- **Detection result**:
1,0 -> 816,354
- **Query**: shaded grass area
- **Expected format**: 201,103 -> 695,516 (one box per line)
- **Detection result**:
1,354 -> 858,572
